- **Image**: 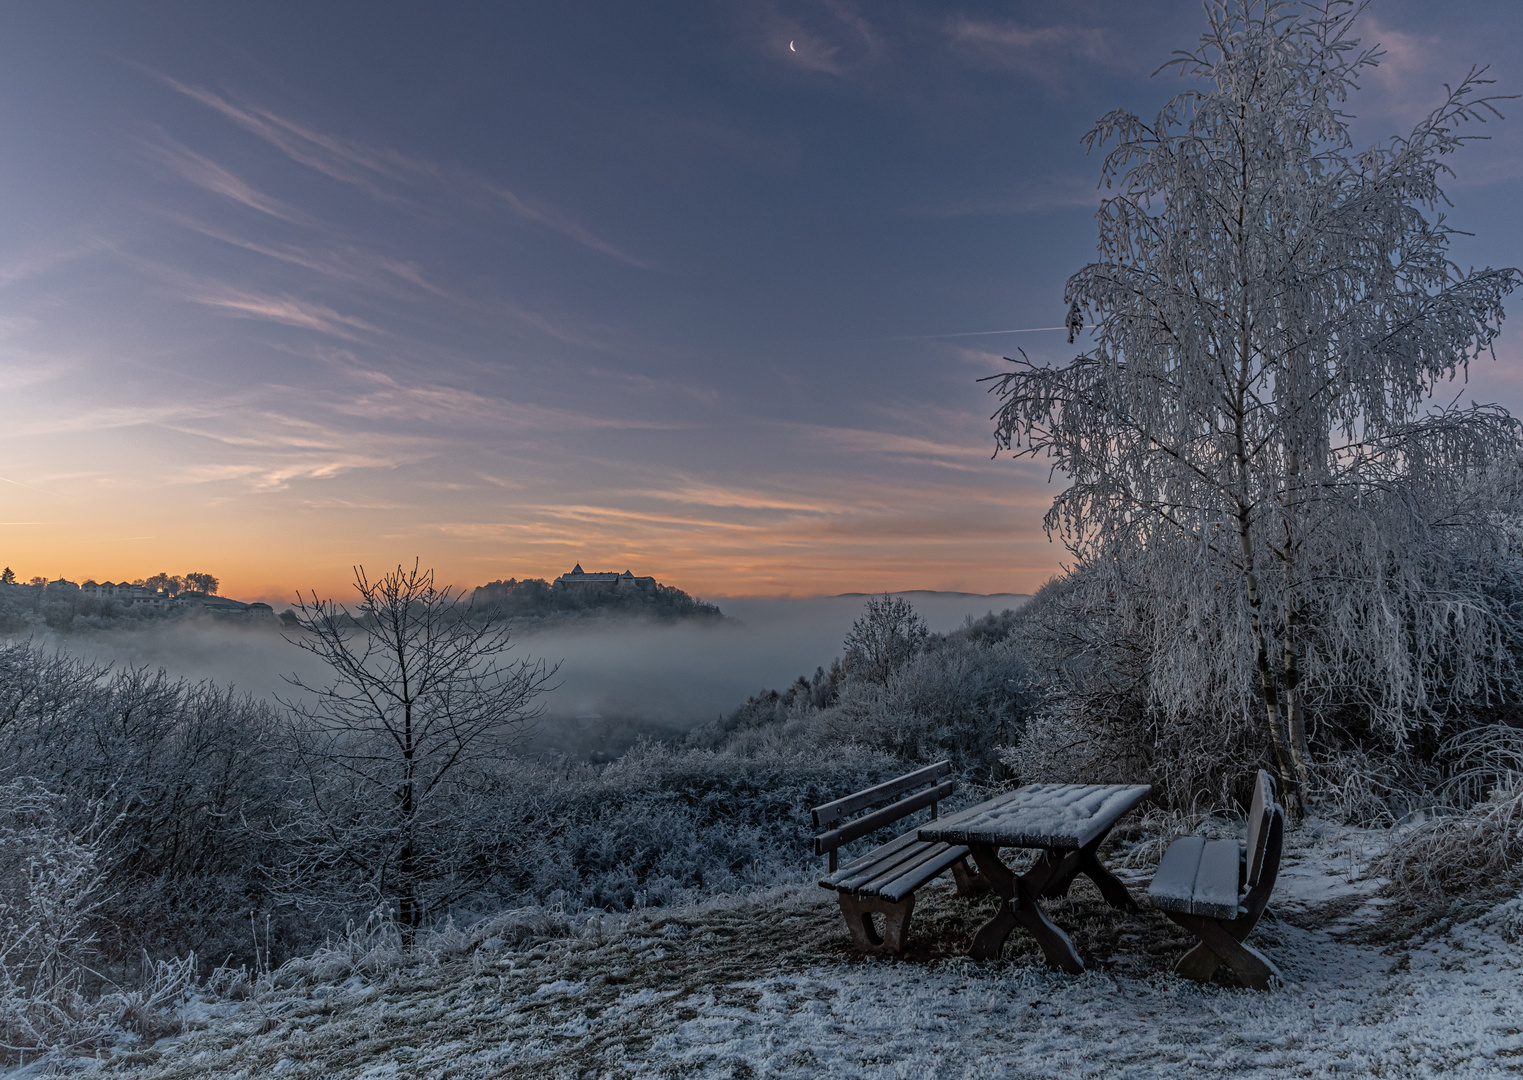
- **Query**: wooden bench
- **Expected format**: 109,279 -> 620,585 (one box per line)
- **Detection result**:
1148,769 -> 1285,989
813,761 -> 988,955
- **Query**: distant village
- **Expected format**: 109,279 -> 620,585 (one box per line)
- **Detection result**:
0,561 -> 717,633
0,567 -> 274,620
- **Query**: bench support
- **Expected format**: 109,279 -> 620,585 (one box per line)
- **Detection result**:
1166,912 -> 1281,990
1154,786 -> 1285,991
836,892 -> 915,955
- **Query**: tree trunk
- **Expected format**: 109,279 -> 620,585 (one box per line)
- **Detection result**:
1281,608 -> 1313,800
1240,522 -> 1299,817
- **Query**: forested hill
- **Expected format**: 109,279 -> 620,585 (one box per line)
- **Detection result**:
471,576 -> 724,622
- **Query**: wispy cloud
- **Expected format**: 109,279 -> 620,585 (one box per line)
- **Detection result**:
627,481 -> 839,514
163,213 -> 453,301
0,240 -> 105,289
191,288 -> 380,339
149,71 -> 651,268
326,366 -> 688,433
150,73 -> 421,201
747,0 -> 886,79
945,17 -> 1110,82
786,421 -> 989,472
487,184 -> 653,269
145,134 -> 309,223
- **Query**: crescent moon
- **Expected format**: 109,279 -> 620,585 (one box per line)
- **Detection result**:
789,40 -> 796,52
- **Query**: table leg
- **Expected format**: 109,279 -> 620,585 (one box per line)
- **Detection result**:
1078,849 -> 1139,911
967,844 -> 1019,962
1010,879 -> 1084,975
1029,829 -> 1140,912
966,844 -> 1084,973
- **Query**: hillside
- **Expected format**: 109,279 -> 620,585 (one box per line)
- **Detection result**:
471,575 -> 724,624
77,821 -> 1523,1079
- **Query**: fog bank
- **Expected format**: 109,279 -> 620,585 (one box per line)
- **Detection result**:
22,592 -> 1028,757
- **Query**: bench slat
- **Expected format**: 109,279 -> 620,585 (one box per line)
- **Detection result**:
829,830 -> 924,883
1244,770 -> 1275,889
1192,838 -> 1243,919
828,835 -> 939,892
814,779 -> 955,856
811,760 -> 953,830
853,840 -> 958,896
876,844 -> 971,903
1148,834 -> 1205,914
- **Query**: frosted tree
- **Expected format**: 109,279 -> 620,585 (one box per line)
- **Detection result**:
843,594 -> 929,686
282,562 -> 557,941
988,0 -> 1521,810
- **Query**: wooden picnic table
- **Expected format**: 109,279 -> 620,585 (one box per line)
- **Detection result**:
919,783 -> 1151,972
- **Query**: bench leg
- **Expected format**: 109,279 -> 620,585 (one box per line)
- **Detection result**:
1167,913 -> 1281,990
1173,902 -> 1269,982
836,892 -> 916,956
951,856 -> 992,898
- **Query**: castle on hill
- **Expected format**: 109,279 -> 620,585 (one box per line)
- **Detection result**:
552,564 -> 657,593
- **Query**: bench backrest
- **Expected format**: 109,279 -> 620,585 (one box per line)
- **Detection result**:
1244,769 -> 1277,889
811,761 -> 954,872
1240,769 -> 1284,921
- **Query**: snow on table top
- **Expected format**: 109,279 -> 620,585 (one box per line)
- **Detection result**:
919,783 -> 1152,849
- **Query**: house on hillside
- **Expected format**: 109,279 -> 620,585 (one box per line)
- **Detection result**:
80,581 -> 172,607
176,592 -> 276,619
552,564 -> 657,593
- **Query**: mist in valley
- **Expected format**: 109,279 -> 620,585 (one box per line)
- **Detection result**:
30,592 -> 1030,758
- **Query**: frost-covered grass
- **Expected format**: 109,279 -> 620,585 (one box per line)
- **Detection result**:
33,820 -> 1521,1079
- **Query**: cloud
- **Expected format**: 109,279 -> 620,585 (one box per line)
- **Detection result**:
785,421 -> 989,472
487,184 -> 653,269
149,72 -> 650,268
945,17 -> 1110,82
627,482 -> 839,515
748,0 -> 885,79
190,288 -> 381,339
150,73 -> 422,201
145,135 -> 309,223
163,214 -> 452,301
0,240 -> 105,289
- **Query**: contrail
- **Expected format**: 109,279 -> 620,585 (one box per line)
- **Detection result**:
0,475 -> 69,499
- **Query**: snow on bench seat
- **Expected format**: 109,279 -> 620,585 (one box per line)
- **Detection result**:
1148,835 -> 1243,920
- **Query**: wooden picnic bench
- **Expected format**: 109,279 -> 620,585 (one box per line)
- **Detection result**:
920,783 -> 1152,972
1147,769 -> 1285,990
814,761 -> 989,955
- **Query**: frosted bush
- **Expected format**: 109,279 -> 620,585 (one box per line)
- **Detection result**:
1374,724 -> 1523,901
0,779 -> 110,1060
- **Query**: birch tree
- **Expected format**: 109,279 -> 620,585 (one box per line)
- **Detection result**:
988,0 -> 1521,810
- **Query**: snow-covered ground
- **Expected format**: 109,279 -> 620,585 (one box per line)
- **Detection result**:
41,822 -> 1523,1079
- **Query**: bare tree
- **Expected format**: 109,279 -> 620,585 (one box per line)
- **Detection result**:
842,594 -> 930,687
281,562 -> 557,941
988,1 -> 1521,811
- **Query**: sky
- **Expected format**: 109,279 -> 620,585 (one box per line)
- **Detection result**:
3,0 -> 1523,604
